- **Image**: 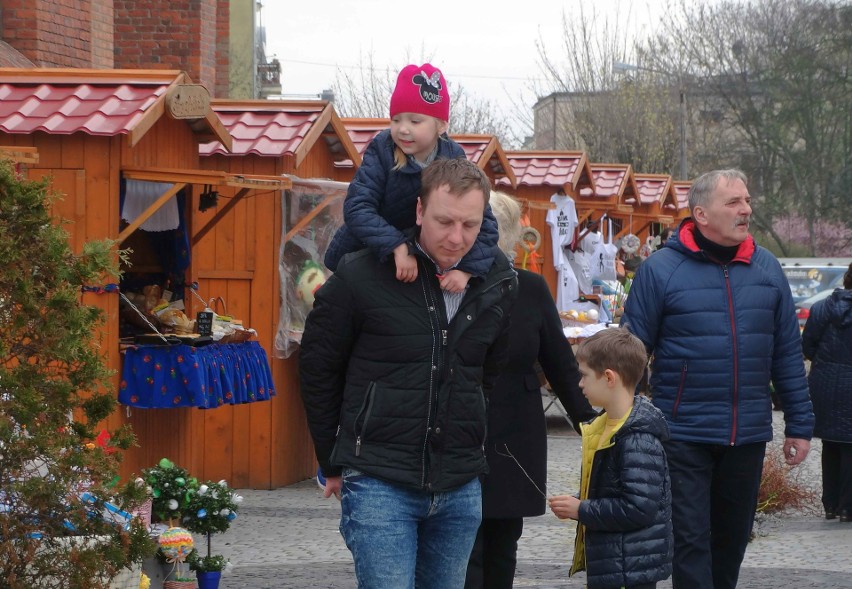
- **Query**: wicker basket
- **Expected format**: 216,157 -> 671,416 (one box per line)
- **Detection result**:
163,581 -> 197,589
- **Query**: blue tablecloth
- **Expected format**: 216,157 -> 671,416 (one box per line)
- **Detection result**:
119,341 -> 276,409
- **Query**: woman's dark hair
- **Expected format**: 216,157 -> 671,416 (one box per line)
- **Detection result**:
844,263 -> 852,290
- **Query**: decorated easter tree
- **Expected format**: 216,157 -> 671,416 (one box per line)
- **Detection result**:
184,480 -> 241,574
0,160 -> 154,586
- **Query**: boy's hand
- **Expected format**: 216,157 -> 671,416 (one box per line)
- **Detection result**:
548,494 -> 581,520
393,244 -> 418,282
438,269 -> 471,293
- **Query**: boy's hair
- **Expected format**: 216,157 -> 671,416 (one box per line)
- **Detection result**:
420,159 -> 491,209
575,328 -> 648,390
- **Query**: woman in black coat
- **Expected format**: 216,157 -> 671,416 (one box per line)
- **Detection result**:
465,192 -> 598,589
802,263 -> 852,521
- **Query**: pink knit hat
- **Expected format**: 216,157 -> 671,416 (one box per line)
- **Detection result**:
389,63 -> 451,122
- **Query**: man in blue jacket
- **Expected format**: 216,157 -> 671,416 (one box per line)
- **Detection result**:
622,169 -> 814,589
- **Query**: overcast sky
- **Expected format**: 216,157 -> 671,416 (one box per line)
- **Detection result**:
261,0 -> 665,119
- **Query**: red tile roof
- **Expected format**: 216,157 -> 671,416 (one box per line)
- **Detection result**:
582,163 -> 637,202
200,100 -> 360,166
340,118 -> 386,157
0,68 -> 230,149
498,151 -> 593,194
634,173 -> 673,206
671,181 -> 691,212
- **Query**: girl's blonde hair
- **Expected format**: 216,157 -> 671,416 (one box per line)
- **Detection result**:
489,190 -> 522,261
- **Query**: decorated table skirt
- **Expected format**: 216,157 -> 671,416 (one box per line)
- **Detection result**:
119,341 -> 276,409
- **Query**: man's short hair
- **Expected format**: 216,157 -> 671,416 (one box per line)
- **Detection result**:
420,158 -> 491,208
575,328 -> 648,390
688,169 -> 748,213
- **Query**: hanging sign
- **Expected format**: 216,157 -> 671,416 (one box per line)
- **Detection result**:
165,84 -> 210,119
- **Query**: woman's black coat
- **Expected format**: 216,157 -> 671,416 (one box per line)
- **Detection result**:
482,269 -> 598,518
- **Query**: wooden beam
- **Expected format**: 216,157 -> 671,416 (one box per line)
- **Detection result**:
283,192 -> 341,244
0,146 -> 38,164
117,182 -> 186,244
191,187 -> 251,246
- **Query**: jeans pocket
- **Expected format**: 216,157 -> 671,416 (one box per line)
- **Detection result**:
342,467 -> 366,480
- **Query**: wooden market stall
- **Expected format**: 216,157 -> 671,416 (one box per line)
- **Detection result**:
632,173 -> 678,241
579,162 -> 639,242
496,150 -> 595,297
0,68 -> 297,487
198,99 -> 362,487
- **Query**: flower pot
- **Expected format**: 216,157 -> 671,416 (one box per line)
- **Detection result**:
196,570 -> 222,589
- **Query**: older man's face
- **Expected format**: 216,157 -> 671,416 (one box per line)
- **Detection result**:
695,177 -> 752,247
416,184 -> 485,271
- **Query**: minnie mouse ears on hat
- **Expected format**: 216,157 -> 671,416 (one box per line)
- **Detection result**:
389,63 -> 451,122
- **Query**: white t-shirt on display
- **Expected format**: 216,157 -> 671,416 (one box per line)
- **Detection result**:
567,249 -> 593,295
545,193 -> 578,268
581,230 -> 602,256
556,263 -> 580,313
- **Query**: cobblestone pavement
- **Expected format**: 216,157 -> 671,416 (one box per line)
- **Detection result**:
215,409 -> 852,588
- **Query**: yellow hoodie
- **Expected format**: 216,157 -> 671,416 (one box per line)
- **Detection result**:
569,407 -> 632,577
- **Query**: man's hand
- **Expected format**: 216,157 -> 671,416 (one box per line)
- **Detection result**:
393,244 -> 418,283
438,269 -> 471,293
548,494 -> 581,520
783,438 -> 810,466
322,475 -> 342,500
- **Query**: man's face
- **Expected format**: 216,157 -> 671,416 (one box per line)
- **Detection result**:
416,184 -> 485,270
694,178 -> 752,247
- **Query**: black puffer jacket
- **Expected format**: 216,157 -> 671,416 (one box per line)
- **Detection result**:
575,395 -> 673,589
300,243 -> 517,492
802,288 -> 852,442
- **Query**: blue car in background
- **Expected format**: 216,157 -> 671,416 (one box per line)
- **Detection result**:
779,258 -> 851,304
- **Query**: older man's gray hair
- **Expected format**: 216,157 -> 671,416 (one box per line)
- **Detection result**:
688,169 -> 748,213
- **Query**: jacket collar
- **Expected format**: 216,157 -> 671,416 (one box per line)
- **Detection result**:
674,218 -> 756,264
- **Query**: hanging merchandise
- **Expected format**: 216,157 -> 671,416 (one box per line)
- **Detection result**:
590,238 -> 618,282
556,262 -> 580,313
566,248 -> 593,295
519,224 -> 542,272
545,190 -> 578,268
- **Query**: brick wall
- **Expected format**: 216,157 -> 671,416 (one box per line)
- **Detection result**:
90,0 -> 114,67
0,0 -> 98,67
114,0 -> 220,93
214,0 -> 229,97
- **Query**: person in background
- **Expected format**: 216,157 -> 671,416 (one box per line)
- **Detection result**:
549,328 -> 672,589
802,263 -> 852,522
323,63 -> 498,293
621,169 -> 814,589
301,159 -> 517,589
464,192 -> 598,589
658,226 -> 674,247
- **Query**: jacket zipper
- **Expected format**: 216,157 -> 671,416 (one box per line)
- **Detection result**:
672,362 -> 688,418
723,266 -> 739,445
354,382 -> 377,457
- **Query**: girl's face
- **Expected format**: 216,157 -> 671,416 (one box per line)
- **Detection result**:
390,113 -> 448,163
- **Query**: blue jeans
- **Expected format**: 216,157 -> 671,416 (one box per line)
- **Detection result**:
339,468 -> 482,589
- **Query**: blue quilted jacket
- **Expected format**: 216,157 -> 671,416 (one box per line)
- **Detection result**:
622,219 -> 813,445
323,129 -> 499,276
802,289 -> 852,442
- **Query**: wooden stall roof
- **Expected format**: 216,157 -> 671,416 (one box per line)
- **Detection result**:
632,173 -> 673,207
450,134 -> 516,188
0,68 -> 231,150
582,163 -> 638,208
497,150 -> 594,196
200,99 -> 361,167
672,181 -> 692,217
339,117 -> 385,158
